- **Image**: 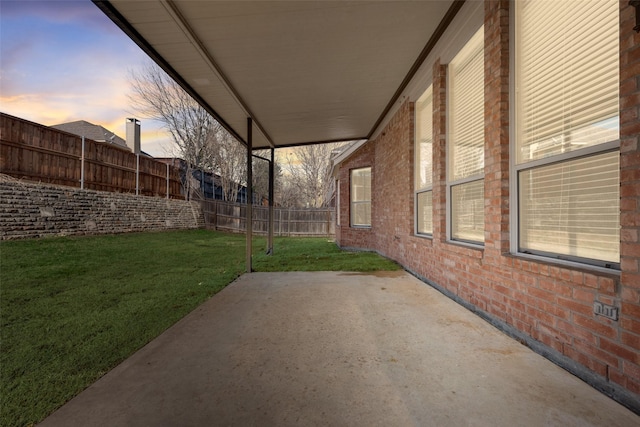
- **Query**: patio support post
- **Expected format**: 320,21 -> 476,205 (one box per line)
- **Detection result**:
246,117 -> 253,272
268,147 -> 275,255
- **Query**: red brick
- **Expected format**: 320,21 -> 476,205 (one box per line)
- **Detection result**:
600,337 -> 639,364
533,329 -> 564,353
622,272 -> 640,288
557,297 -> 592,317
528,287 -> 556,303
584,273 -> 599,289
622,287 -> 640,304
537,299 -> 570,321
621,331 -> 640,351
572,313 -> 618,340
622,302 -> 640,318
621,257 -> 639,273
539,278 -> 572,297
572,339 -> 620,367
597,276 -> 616,295
623,360 -> 640,382
556,319 -> 597,345
572,288 -> 595,303
609,366 -> 628,387
562,346 -> 607,377
628,377 -> 640,395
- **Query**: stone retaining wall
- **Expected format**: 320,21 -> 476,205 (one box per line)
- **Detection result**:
0,179 -> 204,240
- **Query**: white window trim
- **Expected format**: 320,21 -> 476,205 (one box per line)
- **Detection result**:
446,26 -> 485,247
508,0 -> 620,271
415,85 -> 434,237
350,167 -> 371,228
336,179 -> 340,227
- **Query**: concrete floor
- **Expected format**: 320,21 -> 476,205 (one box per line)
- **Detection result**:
40,271 -> 638,426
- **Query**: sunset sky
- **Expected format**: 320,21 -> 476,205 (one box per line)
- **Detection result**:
1,0 -> 171,157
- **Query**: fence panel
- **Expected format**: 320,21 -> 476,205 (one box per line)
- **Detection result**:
202,200 -> 335,237
0,113 -> 183,199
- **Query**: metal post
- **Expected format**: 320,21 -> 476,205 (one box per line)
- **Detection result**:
166,163 -> 170,199
136,153 -> 140,195
246,117 -> 253,273
80,136 -> 85,189
268,147 -> 275,254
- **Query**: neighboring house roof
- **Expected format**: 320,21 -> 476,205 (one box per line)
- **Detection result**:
51,120 -> 130,151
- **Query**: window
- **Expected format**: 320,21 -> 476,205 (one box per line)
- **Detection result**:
514,0 -> 619,268
415,86 -> 433,235
448,26 -> 484,244
351,167 -> 371,227
336,179 -> 340,226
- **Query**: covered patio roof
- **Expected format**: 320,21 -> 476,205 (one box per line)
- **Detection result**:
94,0 -> 461,149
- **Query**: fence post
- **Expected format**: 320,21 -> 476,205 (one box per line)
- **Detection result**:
166,163 -> 169,199
135,153 -> 140,196
80,136 -> 85,190
327,209 -> 331,238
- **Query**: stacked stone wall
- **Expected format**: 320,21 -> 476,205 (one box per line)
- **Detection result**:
0,179 -> 203,240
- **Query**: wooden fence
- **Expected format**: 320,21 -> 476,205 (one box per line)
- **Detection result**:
202,200 -> 335,237
0,113 -> 183,198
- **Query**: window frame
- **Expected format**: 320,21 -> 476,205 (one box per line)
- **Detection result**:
509,0 -> 620,271
336,179 -> 340,227
415,85 -> 434,237
446,26 -> 485,247
350,167 -> 372,228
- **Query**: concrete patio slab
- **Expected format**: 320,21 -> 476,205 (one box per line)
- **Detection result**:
40,271 -> 638,426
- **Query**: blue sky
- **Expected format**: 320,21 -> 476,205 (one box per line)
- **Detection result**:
1,0 -> 170,156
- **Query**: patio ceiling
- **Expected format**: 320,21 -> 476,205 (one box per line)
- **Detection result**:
95,0 -> 461,149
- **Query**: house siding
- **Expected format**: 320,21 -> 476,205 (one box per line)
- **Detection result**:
336,0 -> 640,409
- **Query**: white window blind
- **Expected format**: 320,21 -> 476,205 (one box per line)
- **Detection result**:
448,26 -> 485,244
417,191 -> 433,235
515,0 -> 619,164
449,27 -> 485,181
452,181 -> 485,243
416,86 -> 433,191
351,168 -> 371,227
519,152 -> 619,264
416,85 -> 433,236
515,0 -> 620,267
336,179 -> 340,226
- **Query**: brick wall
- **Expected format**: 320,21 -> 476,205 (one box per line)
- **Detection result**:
337,141 -> 376,250
619,0 -> 640,395
0,180 -> 204,240
336,0 -> 640,411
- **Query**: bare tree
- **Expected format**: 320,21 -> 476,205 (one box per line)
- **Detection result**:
283,142 -> 345,208
129,61 -> 247,201
209,123 -> 246,202
277,179 -> 304,208
251,149 -> 283,204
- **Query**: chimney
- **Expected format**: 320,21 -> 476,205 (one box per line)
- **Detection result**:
126,118 -> 141,154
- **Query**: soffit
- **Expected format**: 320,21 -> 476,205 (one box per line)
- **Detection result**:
96,0 -> 458,149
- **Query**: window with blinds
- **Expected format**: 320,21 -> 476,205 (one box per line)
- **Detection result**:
416,86 -> 433,235
448,26 -> 485,244
452,180 -> 485,243
336,179 -> 340,226
514,0 -> 619,267
351,167 -> 371,227
519,152 -> 620,264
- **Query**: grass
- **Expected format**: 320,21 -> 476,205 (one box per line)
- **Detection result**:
253,236 -> 399,272
0,230 -> 398,427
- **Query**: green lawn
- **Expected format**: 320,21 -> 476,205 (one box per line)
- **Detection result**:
0,230 -> 398,427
